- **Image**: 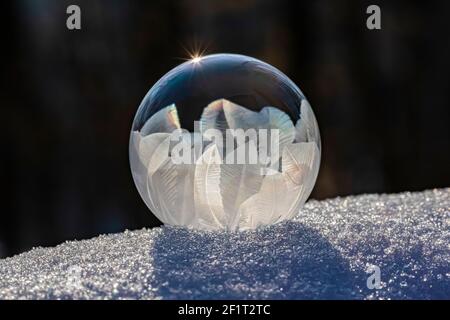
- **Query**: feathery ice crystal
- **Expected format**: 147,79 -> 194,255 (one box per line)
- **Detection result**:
129,54 -> 321,230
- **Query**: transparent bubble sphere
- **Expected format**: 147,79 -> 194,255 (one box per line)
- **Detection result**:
129,53 -> 321,231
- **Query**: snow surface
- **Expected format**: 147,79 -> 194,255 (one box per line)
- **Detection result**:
0,189 -> 449,299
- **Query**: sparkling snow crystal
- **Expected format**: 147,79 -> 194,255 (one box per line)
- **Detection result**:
0,189 -> 449,299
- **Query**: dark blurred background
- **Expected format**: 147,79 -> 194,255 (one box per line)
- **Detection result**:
1,0 -> 449,258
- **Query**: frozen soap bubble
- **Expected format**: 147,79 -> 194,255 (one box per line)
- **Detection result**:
129,53 -> 321,231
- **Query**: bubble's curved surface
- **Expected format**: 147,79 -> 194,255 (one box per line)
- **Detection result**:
130,54 -> 321,230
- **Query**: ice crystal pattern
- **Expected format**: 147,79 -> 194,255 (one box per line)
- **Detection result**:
130,99 -> 320,231
0,189 -> 448,299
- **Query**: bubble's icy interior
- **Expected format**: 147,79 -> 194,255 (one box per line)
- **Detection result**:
130,54 -> 321,230
1,189 -> 448,299
131,99 -> 320,230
